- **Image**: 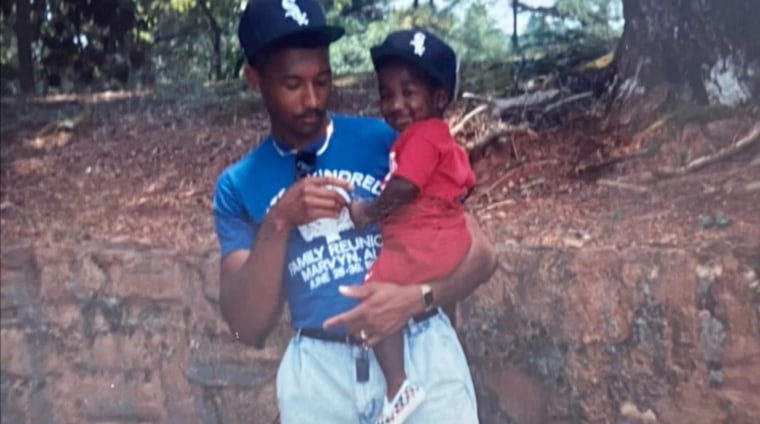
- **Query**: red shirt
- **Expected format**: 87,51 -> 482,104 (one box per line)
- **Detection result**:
367,119 -> 475,285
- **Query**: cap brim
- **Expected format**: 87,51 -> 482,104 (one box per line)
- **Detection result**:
273,25 -> 345,49
321,25 -> 346,44
370,45 -> 421,70
247,25 -> 345,64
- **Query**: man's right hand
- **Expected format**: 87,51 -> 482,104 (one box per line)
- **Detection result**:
268,176 -> 353,229
219,175 -> 352,346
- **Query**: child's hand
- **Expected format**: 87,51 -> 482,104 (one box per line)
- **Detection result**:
349,200 -> 371,228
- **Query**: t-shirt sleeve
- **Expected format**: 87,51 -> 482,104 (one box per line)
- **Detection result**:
392,131 -> 440,189
213,171 -> 257,258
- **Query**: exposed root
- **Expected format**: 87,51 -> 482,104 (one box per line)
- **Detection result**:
652,124 -> 760,178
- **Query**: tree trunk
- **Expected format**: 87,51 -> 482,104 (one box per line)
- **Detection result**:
610,0 -> 760,126
14,0 -> 35,93
511,0 -> 519,51
198,1 -> 223,81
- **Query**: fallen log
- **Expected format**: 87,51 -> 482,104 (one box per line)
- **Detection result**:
462,89 -> 561,115
542,91 -> 593,114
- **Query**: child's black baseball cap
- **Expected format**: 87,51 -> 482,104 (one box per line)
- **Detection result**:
238,0 -> 345,64
370,29 -> 459,102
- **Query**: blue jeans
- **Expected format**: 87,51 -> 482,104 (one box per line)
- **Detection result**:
276,310 -> 478,423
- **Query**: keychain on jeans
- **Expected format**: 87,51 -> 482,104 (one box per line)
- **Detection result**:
356,330 -> 369,383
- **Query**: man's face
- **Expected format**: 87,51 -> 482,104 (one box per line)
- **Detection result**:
377,62 -> 446,133
251,47 -> 332,147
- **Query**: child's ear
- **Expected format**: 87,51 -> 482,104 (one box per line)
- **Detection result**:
434,88 -> 449,110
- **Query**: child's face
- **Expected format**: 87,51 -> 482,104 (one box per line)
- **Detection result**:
377,62 -> 447,133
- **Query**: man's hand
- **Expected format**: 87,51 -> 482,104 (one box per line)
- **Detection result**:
269,176 -> 353,229
349,200 -> 371,228
322,284 -> 423,347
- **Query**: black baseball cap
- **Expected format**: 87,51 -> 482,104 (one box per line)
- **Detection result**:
238,0 -> 345,64
370,29 -> 459,102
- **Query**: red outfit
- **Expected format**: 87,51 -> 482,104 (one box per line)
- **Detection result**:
366,119 -> 475,285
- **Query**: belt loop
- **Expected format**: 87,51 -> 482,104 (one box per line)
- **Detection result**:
408,308 -> 440,334
407,315 -> 416,328
407,314 -> 419,333
295,328 -> 303,342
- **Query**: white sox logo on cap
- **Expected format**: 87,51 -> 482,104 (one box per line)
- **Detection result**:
282,0 -> 309,26
410,31 -> 426,56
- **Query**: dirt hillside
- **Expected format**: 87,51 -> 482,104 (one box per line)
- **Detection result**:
2,80 -> 759,423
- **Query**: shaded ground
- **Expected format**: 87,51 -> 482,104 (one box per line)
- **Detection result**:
1,78 -> 759,256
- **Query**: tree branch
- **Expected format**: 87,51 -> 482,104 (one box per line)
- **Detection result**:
451,104 -> 489,136
463,89 -> 561,115
197,0 -> 223,80
514,1 -> 563,17
542,91 -> 593,114
653,125 -> 760,178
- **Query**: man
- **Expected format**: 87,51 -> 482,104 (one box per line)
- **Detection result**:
212,1 -> 496,423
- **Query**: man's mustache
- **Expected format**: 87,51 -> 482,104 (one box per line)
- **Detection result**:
296,110 -> 326,121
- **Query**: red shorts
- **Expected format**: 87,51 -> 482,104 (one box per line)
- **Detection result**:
365,205 -> 471,285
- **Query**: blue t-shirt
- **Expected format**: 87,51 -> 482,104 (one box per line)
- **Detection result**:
213,114 -> 397,331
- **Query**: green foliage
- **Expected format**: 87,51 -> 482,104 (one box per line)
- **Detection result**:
138,0 -> 243,83
449,1 -> 510,63
329,4 -> 458,75
1,17 -> 18,94
329,2 -> 504,75
0,0 -> 623,94
521,0 -> 622,48
1,0 -> 245,93
556,0 -> 620,39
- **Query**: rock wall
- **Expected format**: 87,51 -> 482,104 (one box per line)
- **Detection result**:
467,242 -> 760,424
1,245 -> 287,424
2,242 -> 759,423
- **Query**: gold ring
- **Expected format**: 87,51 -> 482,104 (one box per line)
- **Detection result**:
359,329 -> 368,341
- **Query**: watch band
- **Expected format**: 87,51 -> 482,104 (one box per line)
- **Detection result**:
420,284 -> 435,312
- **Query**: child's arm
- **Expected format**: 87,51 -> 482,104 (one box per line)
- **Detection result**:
350,176 -> 418,228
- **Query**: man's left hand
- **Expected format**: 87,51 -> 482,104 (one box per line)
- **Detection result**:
348,200 -> 371,228
322,283 -> 422,347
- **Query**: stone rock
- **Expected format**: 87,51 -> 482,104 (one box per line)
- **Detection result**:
619,401 -> 657,422
218,382 -> 279,424
0,328 -> 31,376
476,364 -> 549,424
110,253 -> 186,302
185,359 -> 274,389
199,250 -> 221,304
464,243 -> 760,424
1,245 -> 292,423
67,371 -> 166,422
0,247 -> 39,310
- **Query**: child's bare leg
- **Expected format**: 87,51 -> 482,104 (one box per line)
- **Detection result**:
373,330 -> 406,400
443,302 -> 458,330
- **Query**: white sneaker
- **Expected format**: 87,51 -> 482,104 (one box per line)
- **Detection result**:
375,380 -> 426,424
